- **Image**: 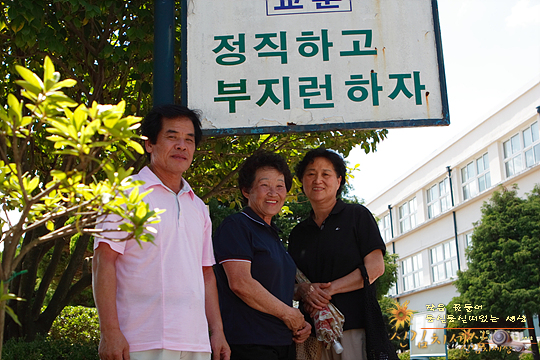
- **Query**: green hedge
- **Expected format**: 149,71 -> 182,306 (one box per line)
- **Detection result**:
48,305 -> 100,345
398,347 -> 523,360
3,336 -> 98,360
3,306 -> 99,360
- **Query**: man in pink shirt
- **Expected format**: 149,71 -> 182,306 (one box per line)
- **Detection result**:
93,105 -> 230,360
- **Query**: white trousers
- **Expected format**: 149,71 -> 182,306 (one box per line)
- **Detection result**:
130,349 -> 211,360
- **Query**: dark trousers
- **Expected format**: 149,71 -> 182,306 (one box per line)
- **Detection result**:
230,343 -> 295,360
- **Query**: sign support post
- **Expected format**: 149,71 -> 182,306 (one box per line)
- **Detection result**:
153,0 -> 175,106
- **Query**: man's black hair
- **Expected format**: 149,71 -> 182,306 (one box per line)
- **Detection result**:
141,104 -> 203,160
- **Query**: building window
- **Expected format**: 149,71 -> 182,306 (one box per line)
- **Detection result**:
402,253 -> 423,292
465,232 -> 473,248
504,121 -> 540,177
399,198 -> 417,233
430,241 -> 458,283
465,232 -> 474,262
378,213 -> 392,242
523,121 -> 540,168
476,153 -> 491,192
387,283 -> 397,296
427,178 -> 451,219
461,152 -> 491,200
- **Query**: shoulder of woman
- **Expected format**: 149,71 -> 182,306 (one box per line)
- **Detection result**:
215,212 -> 249,233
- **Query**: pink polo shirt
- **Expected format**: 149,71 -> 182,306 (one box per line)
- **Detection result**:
94,166 -> 215,353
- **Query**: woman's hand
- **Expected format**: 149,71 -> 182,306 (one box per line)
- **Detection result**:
300,282 -> 332,310
293,321 -> 312,344
303,303 -> 318,318
281,307 -> 307,333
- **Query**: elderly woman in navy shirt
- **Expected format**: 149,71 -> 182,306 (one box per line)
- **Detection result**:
213,151 -> 311,360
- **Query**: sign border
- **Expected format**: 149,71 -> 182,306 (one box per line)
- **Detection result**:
181,0 -> 450,137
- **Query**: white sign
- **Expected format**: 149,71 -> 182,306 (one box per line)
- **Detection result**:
184,0 -> 449,135
410,310 -> 447,358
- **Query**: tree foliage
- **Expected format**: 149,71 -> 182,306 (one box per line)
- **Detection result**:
0,57 -> 161,355
1,0 -> 158,114
1,0 -> 389,345
450,185 -> 540,360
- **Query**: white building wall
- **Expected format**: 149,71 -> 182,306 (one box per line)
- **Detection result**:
369,79 -> 540,313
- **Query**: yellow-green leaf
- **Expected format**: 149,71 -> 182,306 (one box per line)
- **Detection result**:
15,66 -> 44,90
50,79 -> 77,91
43,56 -> 55,84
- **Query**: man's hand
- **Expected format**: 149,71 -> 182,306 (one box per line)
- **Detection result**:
98,329 -> 130,360
210,330 -> 231,360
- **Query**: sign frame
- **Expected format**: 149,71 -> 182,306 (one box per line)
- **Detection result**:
181,0 -> 449,136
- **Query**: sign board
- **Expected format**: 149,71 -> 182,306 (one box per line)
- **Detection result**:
410,310 -> 447,358
183,0 -> 449,135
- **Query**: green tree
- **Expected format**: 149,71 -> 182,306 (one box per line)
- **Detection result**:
451,185 -> 540,360
1,0 -> 388,344
1,0 -> 158,114
0,57 -> 161,356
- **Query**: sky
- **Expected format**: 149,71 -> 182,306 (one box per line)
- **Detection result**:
348,0 -> 540,204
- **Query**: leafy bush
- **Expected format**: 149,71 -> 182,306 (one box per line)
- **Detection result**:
2,336 -> 98,360
398,351 -> 410,360
3,306 -> 100,360
447,347 -> 520,360
519,353 -> 534,360
48,306 -> 100,345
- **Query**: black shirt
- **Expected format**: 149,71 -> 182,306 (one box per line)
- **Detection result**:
288,200 -> 386,330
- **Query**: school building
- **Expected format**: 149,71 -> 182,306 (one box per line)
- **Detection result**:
368,78 -> 540,333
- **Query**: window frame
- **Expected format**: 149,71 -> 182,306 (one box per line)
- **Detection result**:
427,177 -> 451,219
503,121 -> 540,177
430,240 -> 458,283
378,213 -> 392,243
398,197 -> 417,234
401,253 -> 423,292
461,152 -> 491,200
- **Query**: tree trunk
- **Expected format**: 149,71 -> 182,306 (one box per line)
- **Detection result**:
4,234 -> 93,343
526,311 -> 540,360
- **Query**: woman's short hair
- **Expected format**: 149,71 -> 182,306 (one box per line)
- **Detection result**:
238,151 -> 293,195
295,147 -> 347,197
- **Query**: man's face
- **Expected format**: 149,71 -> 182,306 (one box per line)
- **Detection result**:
145,116 -> 196,179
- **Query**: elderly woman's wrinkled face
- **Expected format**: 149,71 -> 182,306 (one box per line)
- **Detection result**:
242,166 -> 287,225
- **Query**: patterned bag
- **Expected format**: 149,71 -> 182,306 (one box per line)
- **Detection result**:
296,335 -> 323,360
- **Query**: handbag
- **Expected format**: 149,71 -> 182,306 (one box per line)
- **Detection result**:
296,335 -> 323,360
358,262 -> 399,360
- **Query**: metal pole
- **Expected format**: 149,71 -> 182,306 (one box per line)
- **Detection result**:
446,166 -> 461,271
388,204 -> 398,294
153,0 -> 175,106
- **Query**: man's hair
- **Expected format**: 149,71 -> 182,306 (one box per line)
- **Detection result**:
238,151 -> 293,203
141,104 -> 203,159
295,147 -> 347,197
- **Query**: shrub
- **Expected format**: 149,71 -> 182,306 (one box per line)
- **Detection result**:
3,306 -> 100,360
447,346 -> 520,360
2,336 -> 98,360
398,351 -> 410,360
48,306 -> 100,346
520,353 -> 534,360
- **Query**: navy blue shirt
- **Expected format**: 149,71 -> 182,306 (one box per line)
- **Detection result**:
288,200 -> 386,330
213,207 -> 296,346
